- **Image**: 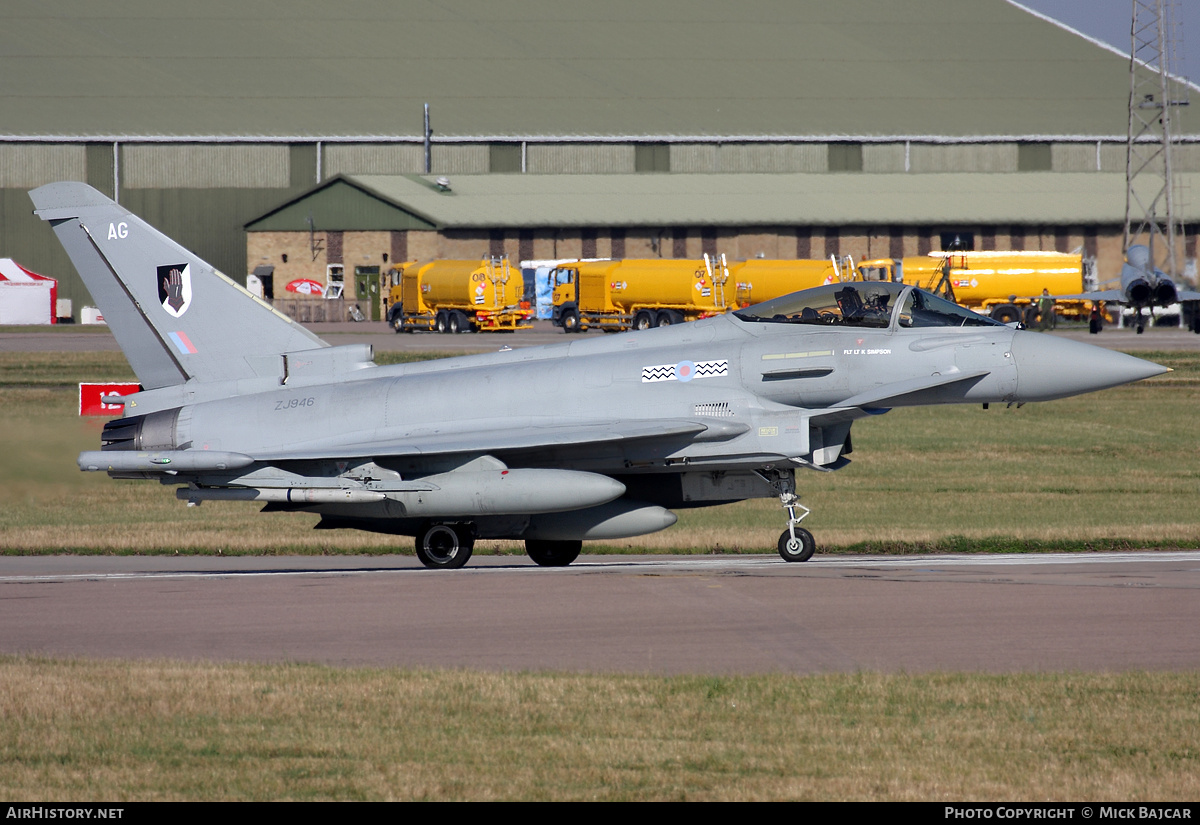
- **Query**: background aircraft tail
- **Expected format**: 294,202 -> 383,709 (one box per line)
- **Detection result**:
31,182 -> 327,389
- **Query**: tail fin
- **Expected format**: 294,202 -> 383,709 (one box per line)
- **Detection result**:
31,182 -> 326,389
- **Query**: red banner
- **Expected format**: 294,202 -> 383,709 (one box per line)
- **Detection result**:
79,382 -> 141,416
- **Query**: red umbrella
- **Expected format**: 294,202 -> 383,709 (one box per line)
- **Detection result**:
285,278 -> 325,296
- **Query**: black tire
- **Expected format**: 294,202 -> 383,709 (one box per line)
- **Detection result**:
448,310 -> 467,334
633,310 -> 654,331
435,311 -> 448,334
990,305 -> 1021,325
656,310 -> 683,328
561,309 -> 581,333
777,528 -> 816,562
415,524 -> 474,569
525,539 -> 582,567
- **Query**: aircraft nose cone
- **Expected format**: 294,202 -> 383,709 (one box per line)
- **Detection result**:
1010,331 -> 1167,401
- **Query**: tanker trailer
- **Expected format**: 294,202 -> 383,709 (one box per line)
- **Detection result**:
551,256 -> 730,332
385,258 -> 533,333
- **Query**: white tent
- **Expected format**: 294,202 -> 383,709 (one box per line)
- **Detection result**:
0,259 -> 57,324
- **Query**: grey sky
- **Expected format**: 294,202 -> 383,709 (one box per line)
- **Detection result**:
1013,0 -> 1199,86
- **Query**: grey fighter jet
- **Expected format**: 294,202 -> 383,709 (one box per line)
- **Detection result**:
1057,244 -> 1200,333
32,182 -> 1167,568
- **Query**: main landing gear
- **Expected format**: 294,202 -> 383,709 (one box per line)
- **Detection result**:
415,524 -> 586,570
525,539 -> 582,567
415,523 -> 474,569
757,469 -> 816,562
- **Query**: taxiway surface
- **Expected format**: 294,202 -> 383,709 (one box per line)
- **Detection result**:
3,552 -> 1197,674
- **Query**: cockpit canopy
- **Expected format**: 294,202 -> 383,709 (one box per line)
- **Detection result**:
732,282 -> 1004,329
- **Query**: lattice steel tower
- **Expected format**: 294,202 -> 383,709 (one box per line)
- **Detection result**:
1125,0 -> 1189,276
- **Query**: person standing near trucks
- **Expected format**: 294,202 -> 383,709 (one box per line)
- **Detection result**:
1038,288 -> 1055,330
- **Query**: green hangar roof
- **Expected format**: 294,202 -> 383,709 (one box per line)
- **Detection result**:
246,172 -> 1200,231
1,0 -> 1183,140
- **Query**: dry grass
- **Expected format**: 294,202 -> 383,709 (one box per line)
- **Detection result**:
0,351 -> 135,387
1,658 -> 1197,801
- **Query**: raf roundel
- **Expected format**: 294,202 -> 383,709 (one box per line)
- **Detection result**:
640,359 -> 730,383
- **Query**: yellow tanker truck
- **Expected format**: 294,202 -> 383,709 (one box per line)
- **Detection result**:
550,255 -> 860,331
550,256 -> 732,332
385,258 -> 533,333
856,251 -> 1093,324
728,256 -> 856,307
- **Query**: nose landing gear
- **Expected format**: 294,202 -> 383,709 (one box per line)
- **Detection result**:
756,469 -> 816,562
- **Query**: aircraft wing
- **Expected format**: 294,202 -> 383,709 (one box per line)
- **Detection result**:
261,370 -> 985,464
255,417 -> 747,463
1055,288 -> 1200,304
1053,290 -> 1125,303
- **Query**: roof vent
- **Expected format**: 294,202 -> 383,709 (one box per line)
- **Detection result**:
435,176 -> 451,192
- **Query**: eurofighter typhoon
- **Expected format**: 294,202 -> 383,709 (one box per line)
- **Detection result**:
1056,244 -> 1200,333
33,182 -> 1167,568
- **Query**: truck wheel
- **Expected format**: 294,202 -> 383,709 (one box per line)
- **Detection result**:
561,309 -> 581,333
990,305 -> 1022,325
448,311 -> 468,334
656,310 -> 683,327
633,311 -> 654,331
435,311 -> 448,334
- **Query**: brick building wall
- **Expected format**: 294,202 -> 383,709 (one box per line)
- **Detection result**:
250,223 -> 1142,292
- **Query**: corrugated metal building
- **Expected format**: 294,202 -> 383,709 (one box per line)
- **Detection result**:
1,0 -> 1197,316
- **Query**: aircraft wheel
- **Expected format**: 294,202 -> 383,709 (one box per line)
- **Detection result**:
633,310 -> 654,331
525,539 -> 582,567
1136,324 -> 1145,334
415,523 -> 474,569
777,528 -> 816,563
435,311 -> 449,334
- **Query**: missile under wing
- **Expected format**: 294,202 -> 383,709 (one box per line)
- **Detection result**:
31,182 -> 1167,568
